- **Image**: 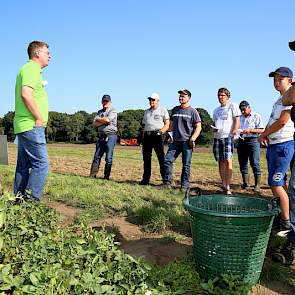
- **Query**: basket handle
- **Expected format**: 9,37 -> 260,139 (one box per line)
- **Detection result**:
184,187 -> 202,204
184,187 -> 190,201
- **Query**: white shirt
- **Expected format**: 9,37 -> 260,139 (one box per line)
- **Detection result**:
240,112 -> 264,138
213,102 -> 240,139
142,106 -> 169,131
267,96 -> 294,145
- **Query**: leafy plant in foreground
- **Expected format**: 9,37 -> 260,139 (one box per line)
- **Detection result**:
0,193 -> 154,294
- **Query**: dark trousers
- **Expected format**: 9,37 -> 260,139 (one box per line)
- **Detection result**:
142,134 -> 165,183
237,138 -> 261,176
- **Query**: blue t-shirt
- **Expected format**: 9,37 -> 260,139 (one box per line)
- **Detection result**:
171,106 -> 201,141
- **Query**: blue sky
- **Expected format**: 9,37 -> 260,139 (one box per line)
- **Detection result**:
1,0 -> 295,124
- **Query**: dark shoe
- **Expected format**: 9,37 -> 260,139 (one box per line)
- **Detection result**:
104,164 -> 112,180
274,219 -> 292,237
280,219 -> 292,231
241,174 -> 250,189
254,174 -> 261,192
271,242 -> 295,265
90,162 -> 99,178
139,180 -> 149,185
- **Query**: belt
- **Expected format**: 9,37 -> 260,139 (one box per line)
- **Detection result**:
98,132 -> 116,138
239,137 -> 259,142
143,130 -> 160,136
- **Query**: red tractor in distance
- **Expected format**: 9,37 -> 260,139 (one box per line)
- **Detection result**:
119,138 -> 139,146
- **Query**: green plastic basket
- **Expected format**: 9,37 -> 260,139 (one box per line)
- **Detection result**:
183,194 -> 279,286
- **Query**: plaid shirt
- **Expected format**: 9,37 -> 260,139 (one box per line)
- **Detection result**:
240,112 -> 264,138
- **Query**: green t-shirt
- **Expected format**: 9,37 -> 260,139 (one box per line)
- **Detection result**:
13,60 -> 48,134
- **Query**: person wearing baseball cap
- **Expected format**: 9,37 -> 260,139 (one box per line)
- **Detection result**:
273,41 -> 295,265
269,67 -> 293,79
237,100 -> 264,191
89,94 -> 118,180
139,92 -> 170,185
259,66 -> 294,248
162,89 -> 202,191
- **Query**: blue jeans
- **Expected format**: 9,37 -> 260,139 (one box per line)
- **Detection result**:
288,157 -> 295,245
164,141 -> 193,188
93,134 -> 117,166
14,127 -> 49,200
237,138 -> 261,176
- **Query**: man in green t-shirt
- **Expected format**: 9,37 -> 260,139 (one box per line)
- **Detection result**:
13,41 -> 51,200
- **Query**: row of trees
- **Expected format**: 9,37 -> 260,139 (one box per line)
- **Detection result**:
0,108 -> 213,145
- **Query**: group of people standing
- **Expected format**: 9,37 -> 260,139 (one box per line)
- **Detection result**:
11,40 -> 295,265
87,78 -> 284,200
89,88 -> 201,193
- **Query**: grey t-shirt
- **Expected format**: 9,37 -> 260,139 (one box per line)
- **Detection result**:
95,106 -> 118,134
142,106 -> 169,131
171,106 -> 201,141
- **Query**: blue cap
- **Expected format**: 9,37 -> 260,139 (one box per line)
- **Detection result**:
289,41 -> 295,51
101,94 -> 111,102
239,100 -> 250,109
269,67 -> 293,78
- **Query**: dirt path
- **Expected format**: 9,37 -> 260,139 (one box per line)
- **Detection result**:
91,217 -> 192,266
43,197 -> 82,227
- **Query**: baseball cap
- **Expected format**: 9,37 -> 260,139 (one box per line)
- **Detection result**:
289,41 -> 295,51
268,67 -> 293,78
178,89 -> 191,97
101,94 -> 111,102
239,100 -> 250,109
148,92 -> 160,100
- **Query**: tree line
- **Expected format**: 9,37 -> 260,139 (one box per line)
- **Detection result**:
0,108 -> 213,145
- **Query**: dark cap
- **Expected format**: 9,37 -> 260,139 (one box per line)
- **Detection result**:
289,41 -> 295,51
269,67 -> 293,78
239,100 -> 250,109
178,89 -> 191,97
101,94 -> 111,102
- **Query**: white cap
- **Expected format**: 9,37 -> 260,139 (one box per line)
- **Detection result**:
148,92 -> 160,100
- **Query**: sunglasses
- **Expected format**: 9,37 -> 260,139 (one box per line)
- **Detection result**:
149,98 -> 156,101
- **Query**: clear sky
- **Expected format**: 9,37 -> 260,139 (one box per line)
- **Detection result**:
1,0 -> 295,123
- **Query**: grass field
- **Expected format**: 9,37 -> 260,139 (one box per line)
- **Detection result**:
1,143 -> 295,294
6,143 -> 270,190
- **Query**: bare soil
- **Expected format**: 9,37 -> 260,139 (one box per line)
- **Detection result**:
43,198 -> 82,227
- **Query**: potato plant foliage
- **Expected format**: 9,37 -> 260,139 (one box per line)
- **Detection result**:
0,193 -> 205,294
